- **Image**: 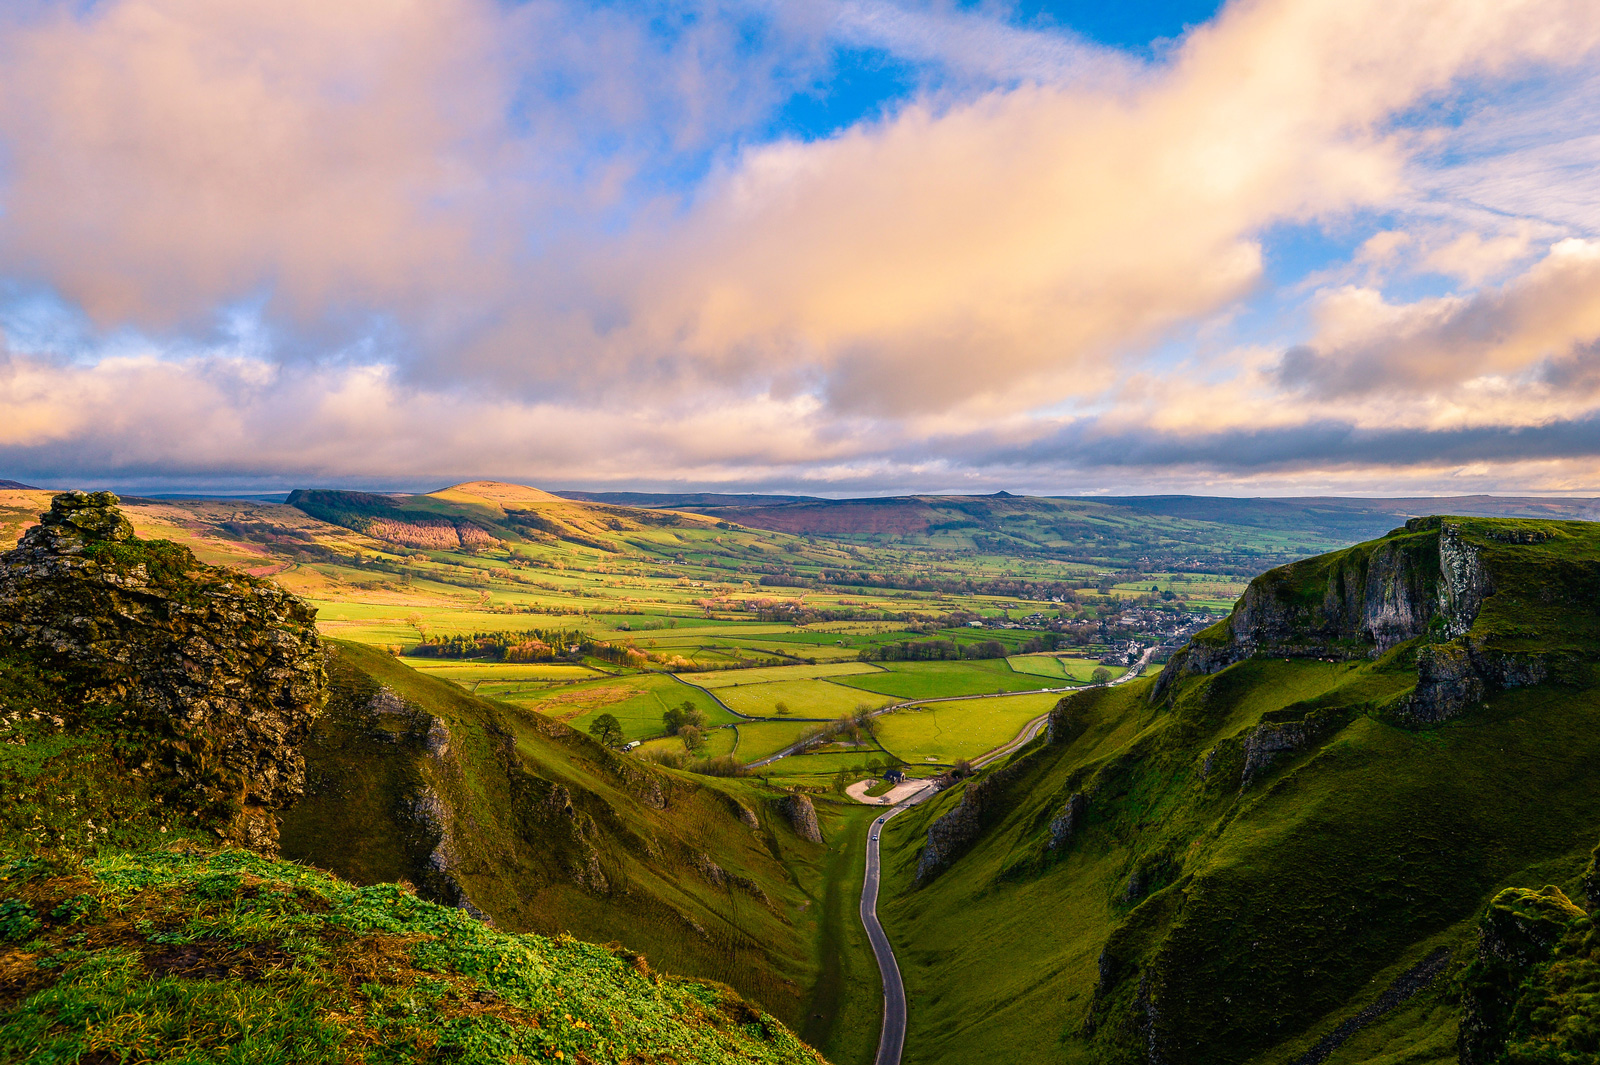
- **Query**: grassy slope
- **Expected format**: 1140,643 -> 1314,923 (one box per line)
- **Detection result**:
877,519 -> 1600,1065
0,637 -> 831,1065
0,849 -> 824,1065
278,641 -> 871,1040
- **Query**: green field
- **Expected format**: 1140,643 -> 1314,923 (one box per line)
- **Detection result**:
715,679 -> 895,718
753,748 -> 898,787
833,659 -> 1051,700
872,692 -> 1062,766
493,673 -> 735,742
634,724 -> 740,760
679,662 -> 885,687
732,719 -> 828,761
1004,654 -> 1124,682
402,658 -> 609,684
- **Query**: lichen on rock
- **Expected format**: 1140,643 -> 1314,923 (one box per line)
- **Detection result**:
0,491 -> 327,849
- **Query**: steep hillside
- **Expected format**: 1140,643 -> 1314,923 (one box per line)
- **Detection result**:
280,639 -> 870,1034
0,493 -> 832,1065
877,516 -> 1600,1065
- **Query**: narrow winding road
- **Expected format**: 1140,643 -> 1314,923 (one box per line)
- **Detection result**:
859,785 -> 934,1065
858,644 -> 1162,1065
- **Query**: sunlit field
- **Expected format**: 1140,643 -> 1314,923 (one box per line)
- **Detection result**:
0,485 -> 1256,769
872,692 -> 1064,766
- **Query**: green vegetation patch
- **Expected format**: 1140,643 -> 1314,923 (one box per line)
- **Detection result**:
0,849 -> 824,1065
832,659 -> 1049,700
680,663 -> 885,688
1005,655 -> 1122,682
873,693 -> 1060,766
715,680 -> 893,719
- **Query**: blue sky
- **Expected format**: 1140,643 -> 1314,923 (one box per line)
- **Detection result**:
2,0 -> 1600,496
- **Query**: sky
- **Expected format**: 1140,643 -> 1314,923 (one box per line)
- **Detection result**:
3,0 -> 1600,497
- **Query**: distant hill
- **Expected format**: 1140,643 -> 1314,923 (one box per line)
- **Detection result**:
1077,493 -> 1600,540
286,484 -> 718,552
0,479 -> 37,490
556,490 -> 822,507
652,491 -> 1600,548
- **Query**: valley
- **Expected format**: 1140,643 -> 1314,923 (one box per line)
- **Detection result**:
2,483 -> 1600,1064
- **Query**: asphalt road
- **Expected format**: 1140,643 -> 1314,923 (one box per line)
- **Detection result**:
858,643 -> 1163,1064
859,785 -> 934,1065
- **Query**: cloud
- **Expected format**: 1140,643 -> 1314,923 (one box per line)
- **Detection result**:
2,0 -> 1600,491
1278,238 -> 1600,397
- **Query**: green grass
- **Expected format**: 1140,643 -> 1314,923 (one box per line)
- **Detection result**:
635,726 -> 740,761
754,749 -> 898,788
832,660 -> 1050,700
0,849 -> 824,1065
715,680 -> 894,719
1005,655 -> 1123,682
872,693 -> 1061,766
876,660 -> 1600,1065
801,802 -> 884,1065
680,663 -> 886,687
731,721 -> 827,761
484,673 -> 734,742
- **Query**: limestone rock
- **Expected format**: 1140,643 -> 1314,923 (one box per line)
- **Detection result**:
914,764 -> 1027,883
0,492 -> 326,849
1047,792 -> 1087,851
1239,719 -> 1325,790
777,793 -> 823,843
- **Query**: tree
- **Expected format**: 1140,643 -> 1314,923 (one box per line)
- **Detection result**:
1091,666 -> 1113,685
663,700 -> 707,736
588,713 -> 624,749
679,724 -> 706,753
774,700 -> 791,716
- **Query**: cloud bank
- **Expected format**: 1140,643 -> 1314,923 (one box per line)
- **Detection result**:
1,0 -> 1600,493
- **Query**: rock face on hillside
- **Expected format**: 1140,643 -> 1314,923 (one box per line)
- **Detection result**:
777,793 -> 823,843
916,762 -> 1031,883
1153,517 -> 1559,723
0,491 -> 326,848
1159,518 -> 1488,689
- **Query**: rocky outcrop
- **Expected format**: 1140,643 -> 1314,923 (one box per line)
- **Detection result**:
1401,641 -> 1555,725
1047,792 -> 1087,851
1290,947 -> 1450,1065
1047,698 -> 1087,746
1152,517 -> 1546,725
915,763 -> 1027,883
689,851 -> 773,908
1239,718 -> 1328,790
0,491 -> 326,848
1458,886 -> 1585,1065
777,793 -> 823,843
401,783 -> 492,924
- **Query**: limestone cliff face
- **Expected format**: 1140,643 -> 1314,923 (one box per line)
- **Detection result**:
0,491 -> 326,848
776,793 -> 823,844
1154,517 -> 1508,721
